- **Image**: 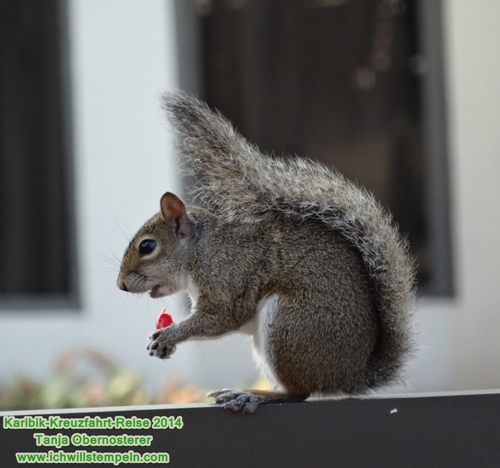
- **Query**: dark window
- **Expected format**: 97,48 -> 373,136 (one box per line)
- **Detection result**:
175,0 -> 453,297
0,0 -> 78,308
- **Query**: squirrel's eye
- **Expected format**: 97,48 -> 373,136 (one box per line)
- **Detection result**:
139,239 -> 156,255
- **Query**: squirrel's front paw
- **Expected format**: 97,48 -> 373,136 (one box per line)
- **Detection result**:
147,328 -> 177,359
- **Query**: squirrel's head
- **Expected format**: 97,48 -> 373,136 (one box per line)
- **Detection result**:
117,192 -> 196,298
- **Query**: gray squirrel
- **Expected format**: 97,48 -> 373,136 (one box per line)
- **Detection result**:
117,92 -> 416,413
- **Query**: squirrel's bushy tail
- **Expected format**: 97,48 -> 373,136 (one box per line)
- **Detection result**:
162,92 -> 416,389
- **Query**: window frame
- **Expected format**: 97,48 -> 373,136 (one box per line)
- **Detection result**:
0,0 -> 80,311
173,0 -> 453,298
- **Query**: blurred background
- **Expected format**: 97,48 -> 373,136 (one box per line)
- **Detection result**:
0,0 -> 499,409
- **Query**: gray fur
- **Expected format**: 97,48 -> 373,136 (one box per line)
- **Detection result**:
161,92 -> 416,390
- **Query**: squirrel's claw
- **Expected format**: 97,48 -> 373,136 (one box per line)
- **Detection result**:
147,328 -> 177,359
207,389 -> 233,401
208,389 -> 260,414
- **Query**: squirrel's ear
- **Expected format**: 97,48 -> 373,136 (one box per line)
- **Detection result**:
160,192 -> 192,238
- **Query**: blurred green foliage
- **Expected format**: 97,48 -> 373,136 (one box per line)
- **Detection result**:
0,349 -> 210,411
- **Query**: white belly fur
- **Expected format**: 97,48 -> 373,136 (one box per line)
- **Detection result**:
240,293 -> 280,386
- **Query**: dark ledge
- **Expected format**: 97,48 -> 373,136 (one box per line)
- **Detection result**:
1,390 -> 500,467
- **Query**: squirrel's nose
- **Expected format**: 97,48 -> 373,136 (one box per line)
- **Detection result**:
117,280 -> 129,292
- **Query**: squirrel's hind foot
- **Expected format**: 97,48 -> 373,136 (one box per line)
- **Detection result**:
208,389 -> 309,414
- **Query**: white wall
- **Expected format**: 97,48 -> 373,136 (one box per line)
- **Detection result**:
442,0 -> 500,390
0,0 -> 257,394
399,1 -> 500,394
2,0 -> 500,399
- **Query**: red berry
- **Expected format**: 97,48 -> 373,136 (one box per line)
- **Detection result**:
156,307 -> 174,329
